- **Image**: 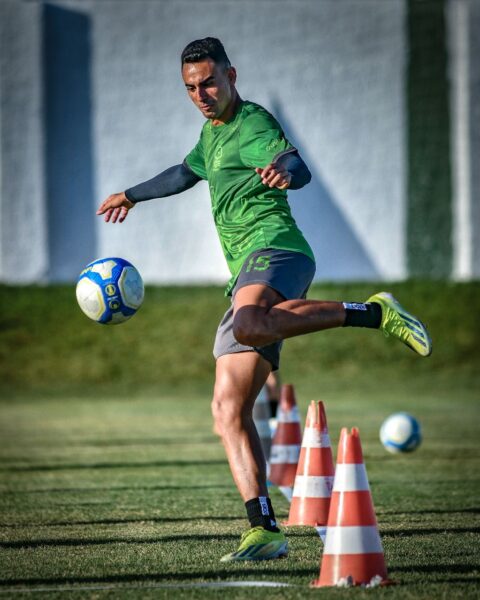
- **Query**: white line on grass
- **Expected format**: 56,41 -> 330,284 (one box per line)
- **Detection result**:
0,581 -> 294,594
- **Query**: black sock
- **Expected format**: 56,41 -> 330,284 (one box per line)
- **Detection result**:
342,302 -> 382,328
245,496 -> 279,532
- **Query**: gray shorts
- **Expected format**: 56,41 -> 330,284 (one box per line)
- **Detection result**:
213,249 -> 316,370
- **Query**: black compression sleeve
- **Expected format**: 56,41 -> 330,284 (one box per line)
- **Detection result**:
274,150 -> 312,190
124,162 -> 201,203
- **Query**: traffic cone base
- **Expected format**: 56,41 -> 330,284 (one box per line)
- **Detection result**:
313,427 -> 392,586
312,553 -> 388,587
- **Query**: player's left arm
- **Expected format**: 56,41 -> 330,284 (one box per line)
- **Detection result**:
255,150 -> 311,190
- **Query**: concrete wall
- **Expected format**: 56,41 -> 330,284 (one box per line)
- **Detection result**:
90,0 -> 406,283
0,0 -> 477,283
0,0 -> 47,282
448,0 -> 480,280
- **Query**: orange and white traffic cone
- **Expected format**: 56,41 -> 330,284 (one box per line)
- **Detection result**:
269,384 -> 302,500
312,427 -> 391,588
252,385 -> 272,466
285,401 -> 335,530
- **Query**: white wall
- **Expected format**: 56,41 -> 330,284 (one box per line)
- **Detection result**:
448,0 -> 480,280
0,0 -> 47,282
92,0 -> 406,283
0,0 -> 410,283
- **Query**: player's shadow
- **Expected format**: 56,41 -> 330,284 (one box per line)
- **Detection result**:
270,99 -> 380,281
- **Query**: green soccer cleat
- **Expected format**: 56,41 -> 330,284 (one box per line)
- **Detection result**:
220,526 -> 288,562
367,292 -> 432,357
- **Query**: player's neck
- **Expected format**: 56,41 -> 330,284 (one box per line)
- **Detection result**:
211,93 -> 242,126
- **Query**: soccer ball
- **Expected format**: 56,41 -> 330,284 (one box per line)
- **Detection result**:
76,257 -> 144,324
380,412 -> 422,453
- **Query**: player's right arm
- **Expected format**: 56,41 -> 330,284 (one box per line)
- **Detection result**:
96,162 -> 201,223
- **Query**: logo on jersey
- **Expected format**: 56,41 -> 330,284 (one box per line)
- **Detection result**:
266,138 -> 280,152
213,146 -> 223,171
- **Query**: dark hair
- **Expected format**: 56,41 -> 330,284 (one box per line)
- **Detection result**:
181,37 -> 231,69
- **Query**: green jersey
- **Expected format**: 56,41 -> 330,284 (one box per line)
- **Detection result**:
185,100 -> 314,295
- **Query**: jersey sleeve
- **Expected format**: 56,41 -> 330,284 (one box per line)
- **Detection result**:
239,110 -> 296,169
184,135 -> 208,180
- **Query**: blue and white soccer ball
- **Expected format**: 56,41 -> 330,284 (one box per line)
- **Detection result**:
76,257 -> 144,325
380,412 -> 422,453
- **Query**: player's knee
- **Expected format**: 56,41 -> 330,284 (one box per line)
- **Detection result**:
211,388 -> 245,437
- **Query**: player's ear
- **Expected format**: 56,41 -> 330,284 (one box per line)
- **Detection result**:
227,66 -> 237,85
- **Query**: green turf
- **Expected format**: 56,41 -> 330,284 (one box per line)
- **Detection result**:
0,385 -> 479,598
1,281 -> 479,397
0,282 -> 479,597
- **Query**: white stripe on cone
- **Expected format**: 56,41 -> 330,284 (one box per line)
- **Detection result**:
270,445 -> 300,464
324,526 -> 384,555
277,406 -> 300,423
301,428 -> 331,448
332,464 -> 370,492
293,475 -> 335,498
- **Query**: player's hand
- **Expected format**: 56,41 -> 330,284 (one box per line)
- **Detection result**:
255,164 -> 291,190
96,192 -> 135,223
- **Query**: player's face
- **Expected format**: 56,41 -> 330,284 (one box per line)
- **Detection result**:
182,59 -> 236,120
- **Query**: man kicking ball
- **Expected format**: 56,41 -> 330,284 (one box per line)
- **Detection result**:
97,37 -> 432,562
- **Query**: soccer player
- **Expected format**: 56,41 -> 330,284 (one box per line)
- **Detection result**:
97,37 -> 432,562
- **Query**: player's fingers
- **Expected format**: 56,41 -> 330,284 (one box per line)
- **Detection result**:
97,200 -> 110,215
97,195 -> 118,215
260,164 -> 274,180
111,207 -> 122,223
262,169 -> 279,186
104,208 -> 113,222
267,173 -> 282,188
118,207 -> 129,223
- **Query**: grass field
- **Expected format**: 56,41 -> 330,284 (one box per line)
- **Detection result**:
0,282 -> 479,598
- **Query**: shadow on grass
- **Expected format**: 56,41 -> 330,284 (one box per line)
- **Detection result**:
23,436 -> 219,448
0,532 -> 240,549
379,507 -> 480,516
0,566 -> 313,588
392,564 -> 478,575
0,526 -> 320,547
435,577 -> 480,584
1,515 -> 246,528
4,484 -> 233,494
383,526 -> 480,537
0,459 -> 228,472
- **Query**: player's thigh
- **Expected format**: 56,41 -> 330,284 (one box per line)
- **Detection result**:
233,283 -> 284,314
